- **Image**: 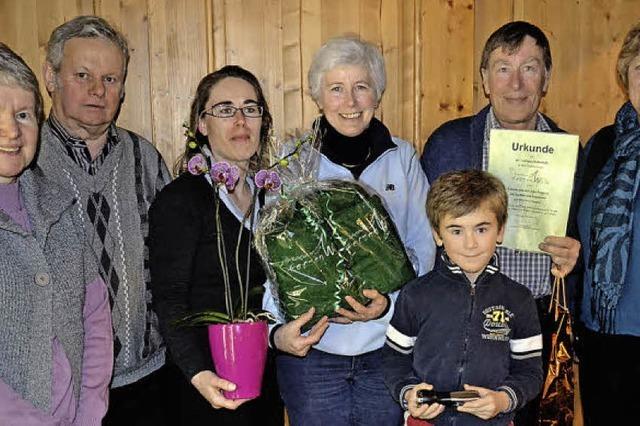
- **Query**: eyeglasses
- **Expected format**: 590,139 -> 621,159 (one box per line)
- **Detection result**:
201,104 -> 264,119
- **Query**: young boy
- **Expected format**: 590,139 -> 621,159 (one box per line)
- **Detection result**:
383,170 -> 543,425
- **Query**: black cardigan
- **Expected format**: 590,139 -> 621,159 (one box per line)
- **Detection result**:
148,173 -> 266,380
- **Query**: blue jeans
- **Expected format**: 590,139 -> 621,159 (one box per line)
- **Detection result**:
277,348 -> 403,426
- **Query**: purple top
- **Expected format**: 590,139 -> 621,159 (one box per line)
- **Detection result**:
0,182 -> 30,229
0,182 -> 113,425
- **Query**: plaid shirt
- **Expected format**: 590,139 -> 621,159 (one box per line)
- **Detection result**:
47,114 -> 119,175
482,108 -> 552,298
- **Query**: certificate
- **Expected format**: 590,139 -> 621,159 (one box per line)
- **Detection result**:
487,129 -> 579,253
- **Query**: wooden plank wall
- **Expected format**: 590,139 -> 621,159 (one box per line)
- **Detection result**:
1,0 -> 639,170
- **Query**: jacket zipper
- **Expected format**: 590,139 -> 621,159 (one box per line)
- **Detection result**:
457,280 -> 476,390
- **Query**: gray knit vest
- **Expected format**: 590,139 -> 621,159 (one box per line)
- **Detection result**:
37,123 -> 171,387
0,168 -> 93,411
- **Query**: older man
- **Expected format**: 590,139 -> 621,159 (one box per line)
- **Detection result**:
37,15 -> 173,424
421,21 -> 581,426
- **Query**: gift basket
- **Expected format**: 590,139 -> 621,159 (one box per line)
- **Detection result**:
254,125 -> 416,325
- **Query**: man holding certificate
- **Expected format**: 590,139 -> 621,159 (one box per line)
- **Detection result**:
420,21 -> 581,426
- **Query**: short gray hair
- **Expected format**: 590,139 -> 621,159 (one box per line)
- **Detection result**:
0,43 -> 44,126
46,15 -> 129,76
308,36 -> 386,103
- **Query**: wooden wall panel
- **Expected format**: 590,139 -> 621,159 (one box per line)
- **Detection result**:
299,0 -> 323,128
359,0 -> 383,44
281,0 -> 304,135
263,0 -> 286,135
211,0 -> 227,70
320,0 -> 360,40
418,0 -> 475,152
0,1 -> 40,85
147,0 -> 208,170
2,0 -> 640,166
380,0 -> 417,143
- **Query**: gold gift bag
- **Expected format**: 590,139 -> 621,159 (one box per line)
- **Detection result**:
540,276 -> 578,426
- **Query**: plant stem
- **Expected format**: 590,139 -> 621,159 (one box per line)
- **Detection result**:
215,195 -> 234,322
234,209 -> 246,319
243,186 -> 260,318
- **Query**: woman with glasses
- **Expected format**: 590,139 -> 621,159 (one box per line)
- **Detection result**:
148,66 -> 283,425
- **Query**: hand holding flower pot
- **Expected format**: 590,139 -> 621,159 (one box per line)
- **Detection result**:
208,321 -> 269,399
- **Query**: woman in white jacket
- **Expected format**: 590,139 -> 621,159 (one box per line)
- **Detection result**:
263,36 -> 436,426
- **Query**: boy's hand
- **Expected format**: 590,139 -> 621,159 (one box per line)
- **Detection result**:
333,289 -> 389,323
406,383 -> 445,420
455,384 -> 510,420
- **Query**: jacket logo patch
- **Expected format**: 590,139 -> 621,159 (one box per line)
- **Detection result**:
385,183 -> 395,191
481,305 -> 512,342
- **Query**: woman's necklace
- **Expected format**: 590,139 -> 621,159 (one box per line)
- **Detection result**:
340,145 -> 372,169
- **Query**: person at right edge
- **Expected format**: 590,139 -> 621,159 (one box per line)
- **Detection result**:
420,21 -> 582,426
576,21 -> 640,426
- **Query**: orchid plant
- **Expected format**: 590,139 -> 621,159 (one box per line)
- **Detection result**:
176,125 -> 310,326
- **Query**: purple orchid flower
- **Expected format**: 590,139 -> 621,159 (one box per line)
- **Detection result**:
187,154 -> 208,175
210,162 -> 240,191
254,169 -> 282,191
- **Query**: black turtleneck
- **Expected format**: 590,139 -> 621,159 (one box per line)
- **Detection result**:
318,115 -> 394,179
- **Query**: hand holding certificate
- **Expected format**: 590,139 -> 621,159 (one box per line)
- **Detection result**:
488,129 -> 579,253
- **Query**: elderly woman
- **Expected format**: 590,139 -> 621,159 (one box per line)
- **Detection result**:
577,22 -> 640,426
0,43 -> 112,424
263,37 -> 436,425
148,65 -> 283,425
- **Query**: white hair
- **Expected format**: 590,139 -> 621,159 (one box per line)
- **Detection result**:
308,37 -> 386,103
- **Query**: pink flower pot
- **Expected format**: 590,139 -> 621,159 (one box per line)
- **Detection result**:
207,320 -> 268,400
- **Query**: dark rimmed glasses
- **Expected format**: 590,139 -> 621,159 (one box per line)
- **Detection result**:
201,104 -> 264,119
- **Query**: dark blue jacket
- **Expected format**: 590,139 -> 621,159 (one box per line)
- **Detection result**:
383,261 -> 543,425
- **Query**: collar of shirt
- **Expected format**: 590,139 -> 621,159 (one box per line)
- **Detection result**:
47,114 -> 120,175
440,251 -> 500,284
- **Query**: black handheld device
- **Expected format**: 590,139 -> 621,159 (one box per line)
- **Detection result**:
415,390 -> 480,407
